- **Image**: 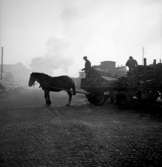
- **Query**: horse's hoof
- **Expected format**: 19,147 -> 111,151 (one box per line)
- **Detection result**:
66,104 -> 70,107
46,103 -> 51,107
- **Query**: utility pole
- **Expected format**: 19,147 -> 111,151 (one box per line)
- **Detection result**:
1,47 -> 3,80
142,47 -> 144,65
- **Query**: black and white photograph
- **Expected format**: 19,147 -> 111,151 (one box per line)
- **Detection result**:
0,0 -> 162,166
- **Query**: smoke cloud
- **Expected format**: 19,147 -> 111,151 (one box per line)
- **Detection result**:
30,37 -> 74,75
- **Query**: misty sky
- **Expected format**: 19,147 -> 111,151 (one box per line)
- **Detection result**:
0,0 -> 162,76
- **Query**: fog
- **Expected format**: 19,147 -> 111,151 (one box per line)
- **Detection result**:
1,0 -> 162,76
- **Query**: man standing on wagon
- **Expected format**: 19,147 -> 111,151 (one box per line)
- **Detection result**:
82,56 -> 91,78
126,56 -> 138,72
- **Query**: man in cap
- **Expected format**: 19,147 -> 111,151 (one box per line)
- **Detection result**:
126,56 -> 138,72
82,56 -> 91,77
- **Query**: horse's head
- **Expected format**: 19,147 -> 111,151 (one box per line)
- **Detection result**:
28,73 -> 37,87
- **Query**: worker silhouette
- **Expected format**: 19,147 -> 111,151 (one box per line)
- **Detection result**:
82,56 -> 91,78
126,56 -> 138,72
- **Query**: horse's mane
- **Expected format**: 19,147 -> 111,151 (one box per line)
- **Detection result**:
31,72 -> 69,79
31,72 -> 50,77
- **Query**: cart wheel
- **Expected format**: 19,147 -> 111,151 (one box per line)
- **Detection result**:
116,92 -> 128,106
86,93 -> 106,106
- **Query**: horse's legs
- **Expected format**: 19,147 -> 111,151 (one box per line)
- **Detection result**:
66,90 -> 72,106
44,90 -> 51,106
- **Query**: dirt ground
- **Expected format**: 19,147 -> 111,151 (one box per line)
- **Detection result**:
0,88 -> 162,167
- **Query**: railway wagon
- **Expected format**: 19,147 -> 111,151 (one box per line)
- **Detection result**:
80,68 -> 118,105
111,63 -> 162,107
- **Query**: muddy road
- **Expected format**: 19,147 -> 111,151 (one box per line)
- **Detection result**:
0,88 -> 162,167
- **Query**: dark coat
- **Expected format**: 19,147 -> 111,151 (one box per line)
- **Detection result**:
126,58 -> 138,71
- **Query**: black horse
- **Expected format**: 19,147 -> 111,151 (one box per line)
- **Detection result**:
28,72 -> 76,106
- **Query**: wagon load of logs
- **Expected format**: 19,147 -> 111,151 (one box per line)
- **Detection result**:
113,63 -> 162,106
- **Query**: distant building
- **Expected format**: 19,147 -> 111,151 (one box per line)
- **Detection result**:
2,63 -> 31,87
100,61 -> 116,71
93,61 -> 126,78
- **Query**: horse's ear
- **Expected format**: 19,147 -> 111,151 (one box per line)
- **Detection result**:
30,72 -> 34,76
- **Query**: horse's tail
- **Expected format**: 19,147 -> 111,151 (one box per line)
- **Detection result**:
72,81 -> 76,95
